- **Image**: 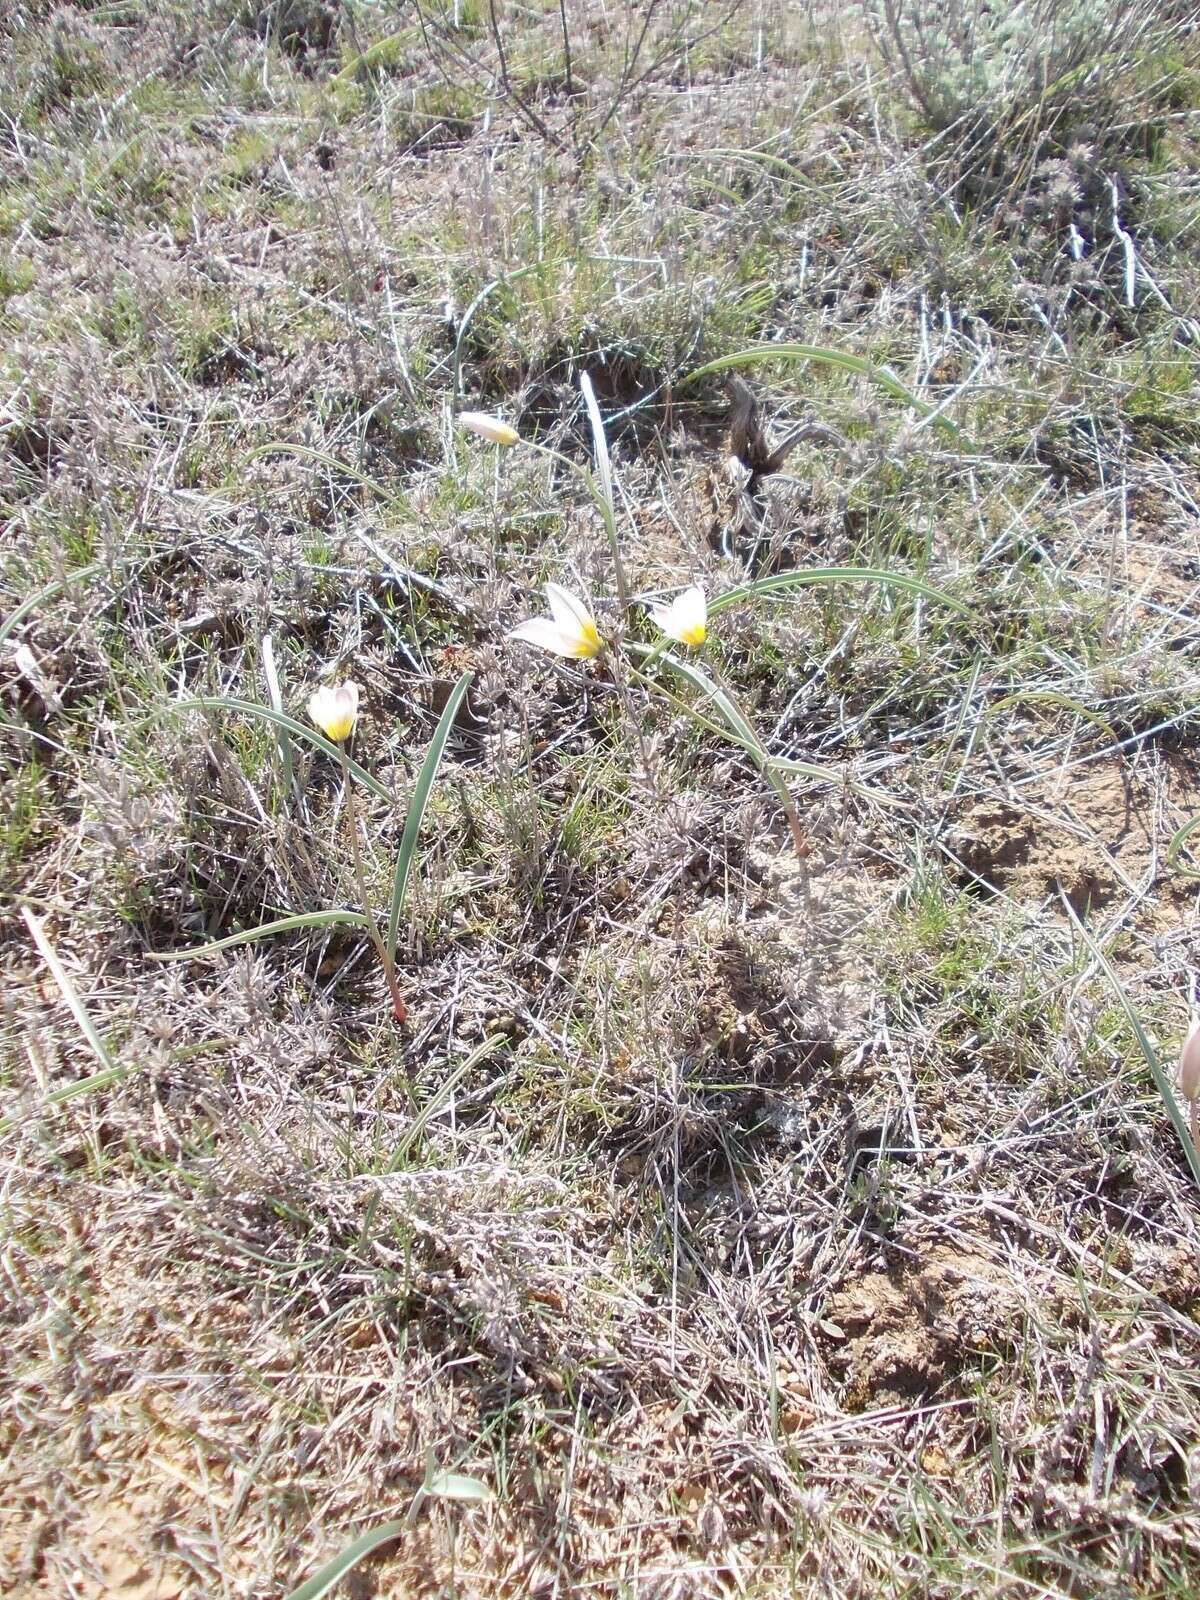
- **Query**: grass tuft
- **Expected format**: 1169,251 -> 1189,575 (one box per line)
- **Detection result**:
3,2 -> 1200,1596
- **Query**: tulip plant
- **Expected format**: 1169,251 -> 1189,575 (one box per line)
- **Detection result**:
153,667 -> 473,1047
307,681 -> 408,1023
464,391 -> 810,857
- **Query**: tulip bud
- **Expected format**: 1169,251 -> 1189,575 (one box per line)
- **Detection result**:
458,412 -> 519,447
1180,1020 -> 1200,1105
307,681 -> 360,743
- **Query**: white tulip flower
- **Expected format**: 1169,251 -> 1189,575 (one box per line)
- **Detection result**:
307,681 -> 360,742
649,584 -> 707,649
509,583 -> 604,659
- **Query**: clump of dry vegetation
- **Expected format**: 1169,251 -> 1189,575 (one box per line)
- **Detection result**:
3,2 -> 1200,1596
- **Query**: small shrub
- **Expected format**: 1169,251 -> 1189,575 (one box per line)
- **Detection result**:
30,6 -> 110,109
866,0 -> 1171,153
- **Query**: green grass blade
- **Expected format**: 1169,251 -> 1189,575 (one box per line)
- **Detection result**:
626,641 -> 761,747
670,146 -> 816,191
645,648 -> 763,751
386,1036 -> 505,1171
284,1520 -> 406,1600
21,906 -> 117,1072
148,698 -> 391,802
766,753 -> 904,805
983,690 -> 1117,742
709,566 -> 976,619
628,641 -> 901,807
1167,814 -> 1200,880
1064,898 -> 1200,1190
580,371 -> 615,526
625,642 -> 797,818
682,344 -> 973,446
334,27 -> 420,81
0,560 -> 105,648
261,634 -> 294,804
579,371 -> 629,608
149,909 -> 370,962
386,672 -> 472,961
0,1064 -> 127,1139
2,909 -> 126,1138
452,264 -> 539,402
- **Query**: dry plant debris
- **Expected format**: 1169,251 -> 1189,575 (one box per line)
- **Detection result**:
2,2 -> 1200,1596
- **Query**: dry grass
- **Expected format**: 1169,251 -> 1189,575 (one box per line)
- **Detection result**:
3,2 -> 1200,1596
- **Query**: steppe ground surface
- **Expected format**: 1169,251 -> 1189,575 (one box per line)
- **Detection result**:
3,2 -> 1200,1596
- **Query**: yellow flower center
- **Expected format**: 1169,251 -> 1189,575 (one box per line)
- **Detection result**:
573,621 -> 604,658
679,622 -> 706,648
320,711 -> 356,741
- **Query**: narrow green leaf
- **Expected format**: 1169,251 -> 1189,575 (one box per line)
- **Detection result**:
682,344 -> 973,445
983,689 -> 1116,742
248,442 -> 391,500
283,1520 -> 406,1600
0,561 -> 105,648
22,907 -> 116,1073
709,566 -> 976,619
580,372 -> 615,526
625,642 -> 796,819
452,264 -> 540,402
626,642 -> 897,804
766,753 -> 903,804
261,634 -> 294,803
334,26 -> 420,81
579,372 -> 629,609
386,1036 -> 505,1171
149,909 -> 370,962
387,672 -> 472,960
1167,814 -> 1200,880
147,698 -> 391,801
0,1064 -> 128,1139
1,909 -> 124,1138
425,1471 -> 493,1504
1064,898 -> 1200,1190
642,647 -> 763,751
671,146 -> 816,190
686,174 -> 743,204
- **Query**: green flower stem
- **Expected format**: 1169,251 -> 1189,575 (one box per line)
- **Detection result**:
704,653 -> 808,859
626,646 -> 809,861
521,437 -> 632,617
337,744 -> 407,1025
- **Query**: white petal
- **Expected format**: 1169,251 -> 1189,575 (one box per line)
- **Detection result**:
648,585 -> 706,642
545,582 -> 594,635
458,412 -> 519,447
307,687 -> 334,721
509,618 -> 578,657
675,585 -> 707,631
307,679 -> 360,740
1182,1021 -> 1200,1100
